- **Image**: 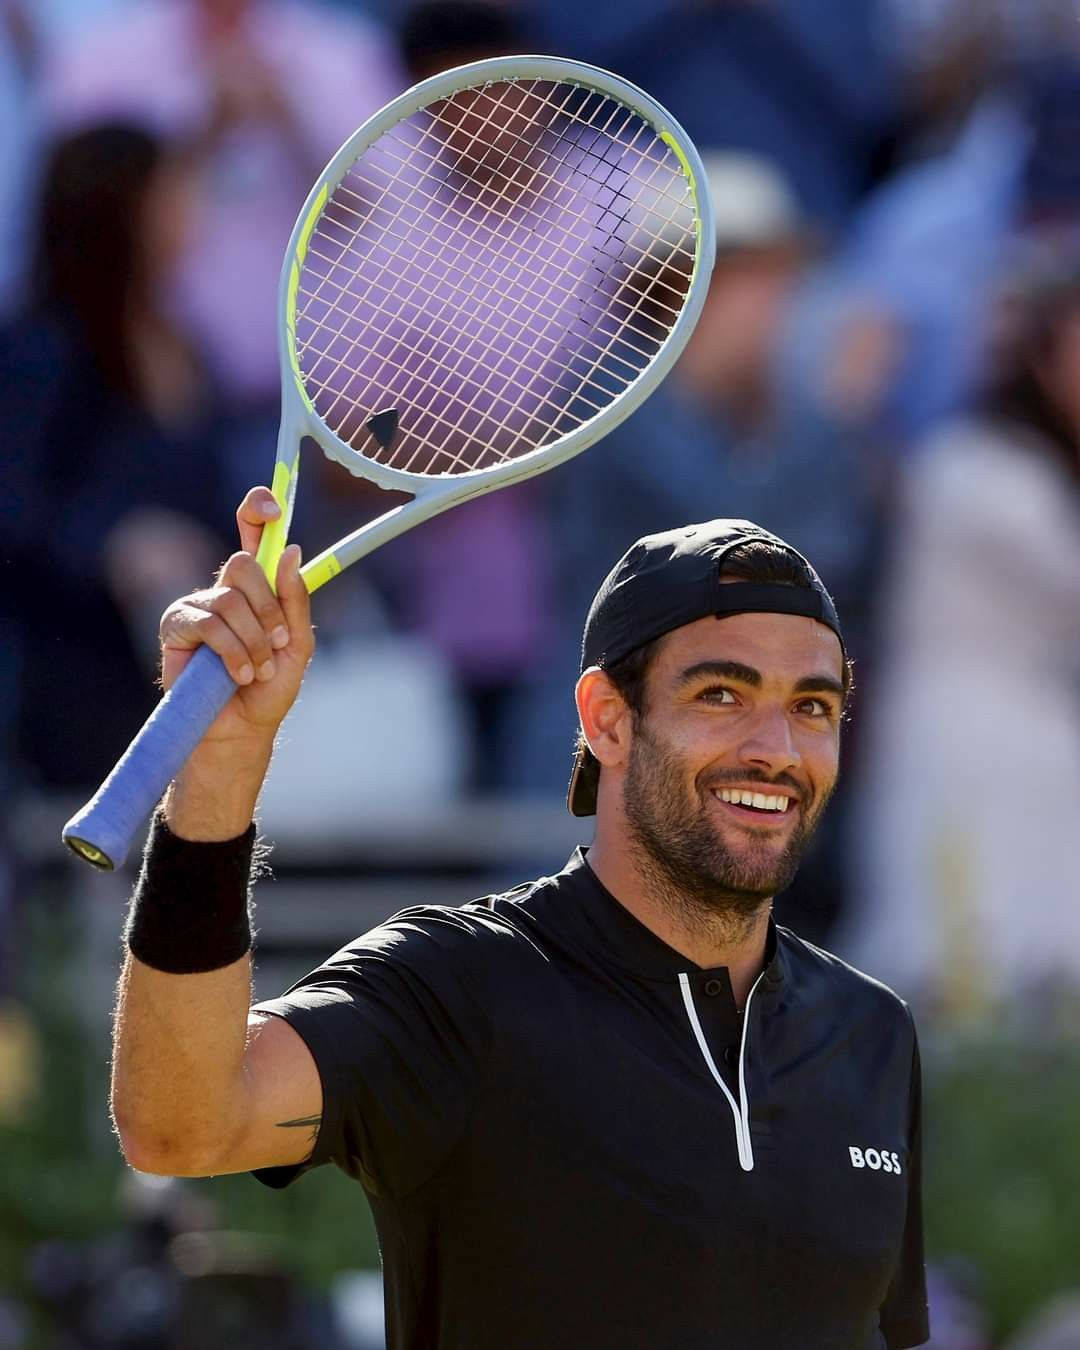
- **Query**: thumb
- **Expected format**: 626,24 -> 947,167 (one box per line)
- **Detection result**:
235,486 -> 281,556
276,545 -> 313,660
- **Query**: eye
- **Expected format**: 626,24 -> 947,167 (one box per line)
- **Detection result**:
698,685 -> 738,705
794,697 -> 834,718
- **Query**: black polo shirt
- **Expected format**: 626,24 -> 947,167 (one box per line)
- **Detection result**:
252,849 -> 928,1349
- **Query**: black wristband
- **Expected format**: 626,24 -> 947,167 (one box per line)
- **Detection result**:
124,812 -> 262,974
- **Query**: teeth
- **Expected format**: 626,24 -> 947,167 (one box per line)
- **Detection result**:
717,789 -> 790,812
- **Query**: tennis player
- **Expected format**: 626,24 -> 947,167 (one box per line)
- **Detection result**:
112,493 -> 929,1350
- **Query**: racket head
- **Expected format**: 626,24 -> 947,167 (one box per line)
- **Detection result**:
277,54 -> 716,497
60,59 -> 715,870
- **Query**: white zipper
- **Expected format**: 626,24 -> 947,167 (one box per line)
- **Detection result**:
678,969 -> 766,1172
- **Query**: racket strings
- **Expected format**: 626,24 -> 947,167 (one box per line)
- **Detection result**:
294,76 -> 696,475
299,82 -> 605,346
345,126 -> 696,332
297,284 -> 599,474
307,83 -> 694,370
317,145 -> 694,331
303,115 -> 692,474
302,84 -> 693,438
305,164 -> 686,382
304,199 -> 685,480
303,112 -> 690,384
386,87 -> 694,246
300,207 -> 630,424
374,79 -> 683,236
334,91 -> 691,336
301,183 -> 677,424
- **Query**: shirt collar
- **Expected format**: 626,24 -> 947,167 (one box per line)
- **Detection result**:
554,847 -> 787,988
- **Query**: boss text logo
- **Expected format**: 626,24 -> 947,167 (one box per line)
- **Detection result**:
849,1146 -> 902,1175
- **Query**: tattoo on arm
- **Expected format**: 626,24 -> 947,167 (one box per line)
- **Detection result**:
275,1114 -> 321,1150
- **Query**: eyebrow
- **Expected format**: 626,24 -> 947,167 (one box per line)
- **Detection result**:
676,660 -> 846,702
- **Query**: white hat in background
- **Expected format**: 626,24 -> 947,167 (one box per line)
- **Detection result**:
700,151 -> 806,249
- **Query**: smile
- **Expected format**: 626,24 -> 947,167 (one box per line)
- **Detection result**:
711,787 -> 795,816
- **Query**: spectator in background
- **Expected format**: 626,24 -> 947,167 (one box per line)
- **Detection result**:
779,53 -> 1080,466
1,123 -> 230,792
40,0 -> 403,410
883,0 -> 1080,167
840,252 -> 1080,1026
533,0 -> 898,229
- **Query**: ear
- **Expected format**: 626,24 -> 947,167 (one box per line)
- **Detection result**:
575,667 -> 634,771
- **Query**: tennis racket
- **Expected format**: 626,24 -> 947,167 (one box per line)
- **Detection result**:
63,54 -> 715,869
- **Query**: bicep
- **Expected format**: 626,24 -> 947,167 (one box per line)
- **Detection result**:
235,913 -> 493,1193
205,1011 -> 325,1176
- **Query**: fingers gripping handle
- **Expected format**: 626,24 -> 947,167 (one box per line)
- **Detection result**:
62,646 -> 238,870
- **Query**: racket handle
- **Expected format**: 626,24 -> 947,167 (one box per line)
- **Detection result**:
62,645 -> 238,870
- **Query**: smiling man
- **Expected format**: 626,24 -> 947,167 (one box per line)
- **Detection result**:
568,522 -> 850,1009
111,504 -> 929,1350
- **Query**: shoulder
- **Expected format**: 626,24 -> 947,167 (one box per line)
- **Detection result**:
777,926 -> 916,1037
307,875 -> 559,987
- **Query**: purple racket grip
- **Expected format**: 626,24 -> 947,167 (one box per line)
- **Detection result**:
62,645 -> 238,870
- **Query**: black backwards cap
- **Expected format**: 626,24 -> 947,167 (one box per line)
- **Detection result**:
567,519 -> 845,817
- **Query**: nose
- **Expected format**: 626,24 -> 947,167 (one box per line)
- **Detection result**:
736,705 -> 802,778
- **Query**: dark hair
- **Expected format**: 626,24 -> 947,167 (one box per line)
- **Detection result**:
30,122 -> 166,396
602,538 -> 854,721
399,1 -> 526,80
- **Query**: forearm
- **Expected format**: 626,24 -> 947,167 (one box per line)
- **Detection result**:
111,948 -> 253,1174
111,785 -> 267,1174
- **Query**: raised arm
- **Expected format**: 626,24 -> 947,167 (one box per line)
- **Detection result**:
110,488 -> 322,1177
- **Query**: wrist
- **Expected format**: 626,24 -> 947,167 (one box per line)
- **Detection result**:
167,736 -> 275,841
126,811 -> 258,973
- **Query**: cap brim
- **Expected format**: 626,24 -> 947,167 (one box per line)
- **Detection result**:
566,743 -> 600,816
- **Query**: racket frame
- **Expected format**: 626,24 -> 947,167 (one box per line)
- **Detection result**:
62,54 -> 714,870
261,54 -> 715,594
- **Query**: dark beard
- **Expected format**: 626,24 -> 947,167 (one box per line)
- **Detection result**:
622,718 -> 831,924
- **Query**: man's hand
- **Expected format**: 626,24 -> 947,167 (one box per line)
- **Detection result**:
159,487 -> 314,840
160,487 -> 313,742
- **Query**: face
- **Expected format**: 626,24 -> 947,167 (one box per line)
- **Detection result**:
677,248 -> 804,411
193,0 -> 251,30
139,156 -> 201,284
433,82 -> 554,198
618,612 -> 844,915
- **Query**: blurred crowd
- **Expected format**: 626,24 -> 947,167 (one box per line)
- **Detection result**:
1,0 -> 1079,1344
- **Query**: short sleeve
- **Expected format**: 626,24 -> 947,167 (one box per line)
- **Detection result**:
250,906 -> 494,1198
878,1013 -> 930,1349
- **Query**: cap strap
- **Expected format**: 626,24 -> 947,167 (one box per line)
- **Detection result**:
712,581 -> 835,627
